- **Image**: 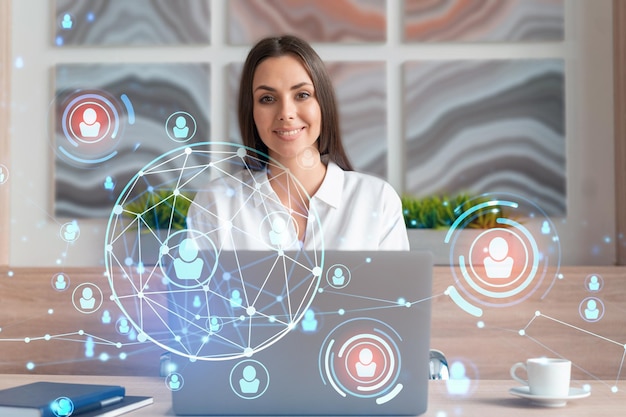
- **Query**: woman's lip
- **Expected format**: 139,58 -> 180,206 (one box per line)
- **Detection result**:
273,127 -> 304,137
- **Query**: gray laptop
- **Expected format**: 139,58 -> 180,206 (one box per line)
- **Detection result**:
165,250 -> 433,416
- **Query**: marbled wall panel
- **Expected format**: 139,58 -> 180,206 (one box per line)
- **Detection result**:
54,63 -> 210,218
227,61 -> 387,177
404,0 -> 563,42
228,0 -> 386,44
54,0 -> 210,46
404,59 -> 565,216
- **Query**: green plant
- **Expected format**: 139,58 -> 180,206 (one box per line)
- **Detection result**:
122,189 -> 194,232
402,193 -> 513,229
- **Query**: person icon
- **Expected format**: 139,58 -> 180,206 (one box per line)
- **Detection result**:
101,309 -> 112,324
332,267 -> 345,286
209,317 -> 222,332
79,107 -> 101,138
301,308 -> 318,332
230,289 -> 243,308
239,365 -> 260,394
299,147 -> 316,168
61,14 -> 73,30
168,373 -> 182,390
54,274 -> 67,290
173,238 -> 204,280
118,318 -> 130,334
79,287 -> 96,310
355,348 -> 377,378
541,220 -> 551,235
193,295 -> 201,308
103,176 -> 115,191
63,222 -> 79,241
268,217 -> 289,247
172,116 -> 189,139
588,275 -> 601,291
483,237 -> 514,279
584,299 -> 600,320
446,361 -> 471,395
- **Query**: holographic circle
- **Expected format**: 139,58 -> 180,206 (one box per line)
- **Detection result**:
579,297 -> 605,322
165,111 -> 197,143
71,283 -> 103,314
584,274 -> 604,292
319,318 -> 403,401
166,372 -> 184,391
445,193 -> 561,312
53,90 -> 125,166
229,359 -> 270,399
60,221 -> 80,243
105,142 -> 324,361
51,272 -> 70,292
326,264 -> 352,289
51,396 -> 74,417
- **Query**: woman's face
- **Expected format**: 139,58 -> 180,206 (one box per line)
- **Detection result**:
252,54 -> 322,165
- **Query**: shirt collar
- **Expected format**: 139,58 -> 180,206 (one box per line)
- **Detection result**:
312,161 -> 343,209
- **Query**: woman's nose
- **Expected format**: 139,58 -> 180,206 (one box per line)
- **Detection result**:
278,99 -> 296,120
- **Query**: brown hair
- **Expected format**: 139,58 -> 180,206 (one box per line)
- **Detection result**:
238,35 -> 353,171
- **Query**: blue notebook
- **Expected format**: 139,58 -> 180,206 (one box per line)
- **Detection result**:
0,381 -> 125,417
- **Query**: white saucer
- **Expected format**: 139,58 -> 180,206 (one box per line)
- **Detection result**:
509,386 -> 590,407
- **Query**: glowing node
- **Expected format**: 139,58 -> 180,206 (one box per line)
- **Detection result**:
137,332 -> 148,342
611,386 -> 618,393
518,330 -> 525,336
189,357 -> 197,363
436,411 -> 448,417
239,315 -> 245,321
268,316 -> 276,323
445,286 -> 453,296
174,335 -> 181,342
535,311 -> 541,316
109,295 -> 115,301
137,292 -> 144,299
160,245 -> 169,255
138,171 -> 144,177
255,183 -> 262,190
195,314 -> 201,320
7,270 -> 14,277
278,249 -> 284,256
203,285 -> 209,292
78,330 -> 84,335
288,322 -> 295,330
247,307 -> 256,316
116,342 -> 122,348
276,295 -> 283,302
244,347 -> 253,357
106,244 -> 113,252
44,334 -> 51,341
26,362 -> 35,370
24,338 -> 30,343
582,384 -> 591,392
99,353 -> 110,361
405,302 -> 411,307
185,147 -> 192,155
318,288 -> 324,293
113,205 -> 123,215
202,336 -> 209,343
477,321 -> 485,329
120,352 -> 127,359
48,309 -> 54,314
173,189 -> 180,196
338,308 -> 345,315
397,297 -> 406,306
236,147 -> 247,158
312,266 -> 322,276
558,273 -> 564,279
366,257 -> 372,263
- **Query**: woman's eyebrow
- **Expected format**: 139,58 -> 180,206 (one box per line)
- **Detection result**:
253,82 -> 313,93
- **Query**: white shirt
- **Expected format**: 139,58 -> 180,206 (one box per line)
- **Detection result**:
187,162 -> 409,251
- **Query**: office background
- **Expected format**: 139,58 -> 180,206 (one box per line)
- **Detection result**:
0,0 -> 624,268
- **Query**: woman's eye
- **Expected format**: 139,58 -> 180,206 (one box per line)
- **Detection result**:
259,95 -> 275,104
297,92 -> 311,100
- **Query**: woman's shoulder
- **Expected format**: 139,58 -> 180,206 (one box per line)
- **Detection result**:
337,164 -> 395,192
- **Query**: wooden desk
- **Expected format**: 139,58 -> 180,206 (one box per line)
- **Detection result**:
0,266 -> 625,380
1,374 -> 624,416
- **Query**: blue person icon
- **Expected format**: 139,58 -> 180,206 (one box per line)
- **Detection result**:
172,116 -> 189,139
301,308 -> 318,332
332,267 -> 345,286
61,14 -> 73,30
230,289 -> 243,308
239,365 -> 260,394
173,238 -> 204,280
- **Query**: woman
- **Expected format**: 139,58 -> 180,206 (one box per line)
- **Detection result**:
188,35 -> 409,251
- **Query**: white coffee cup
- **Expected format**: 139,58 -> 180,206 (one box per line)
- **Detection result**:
510,358 -> 571,397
